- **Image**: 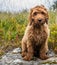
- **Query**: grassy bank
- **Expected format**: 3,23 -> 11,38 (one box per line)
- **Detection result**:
0,11 -> 57,56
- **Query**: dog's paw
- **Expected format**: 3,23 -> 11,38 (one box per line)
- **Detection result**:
23,54 -> 32,61
23,56 -> 31,61
40,55 -> 49,60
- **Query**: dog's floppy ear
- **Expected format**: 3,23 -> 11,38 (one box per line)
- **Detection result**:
29,9 -> 33,25
46,13 -> 49,24
46,18 -> 48,24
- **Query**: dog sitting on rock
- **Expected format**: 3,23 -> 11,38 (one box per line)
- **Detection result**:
21,5 -> 50,61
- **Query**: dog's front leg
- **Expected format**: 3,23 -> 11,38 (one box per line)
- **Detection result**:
23,41 -> 34,61
22,39 -> 27,57
39,40 -> 49,60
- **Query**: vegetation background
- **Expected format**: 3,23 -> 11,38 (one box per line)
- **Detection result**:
0,0 -> 57,56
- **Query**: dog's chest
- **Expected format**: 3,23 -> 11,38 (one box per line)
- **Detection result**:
28,26 -> 48,45
32,29 -> 47,44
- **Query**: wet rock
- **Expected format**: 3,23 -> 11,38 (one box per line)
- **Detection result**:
0,48 -> 57,65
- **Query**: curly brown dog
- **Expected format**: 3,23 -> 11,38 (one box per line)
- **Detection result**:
21,5 -> 50,61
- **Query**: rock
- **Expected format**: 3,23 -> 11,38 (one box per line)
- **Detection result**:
48,49 -> 55,57
0,47 -> 57,65
12,48 -> 21,54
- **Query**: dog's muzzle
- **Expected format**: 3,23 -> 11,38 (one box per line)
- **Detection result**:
38,19 -> 42,22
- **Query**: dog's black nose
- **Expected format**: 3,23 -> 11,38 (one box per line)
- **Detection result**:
38,19 -> 42,22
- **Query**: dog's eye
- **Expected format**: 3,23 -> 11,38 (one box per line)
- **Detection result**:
41,12 -> 45,15
33,12 -> 38,16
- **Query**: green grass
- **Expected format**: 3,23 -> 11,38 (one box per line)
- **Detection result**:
0,11 -> 57,56
48,11 -> 57,50
0,12 -> 28,40
0,12 -> 28,56
49,11 -> 57,24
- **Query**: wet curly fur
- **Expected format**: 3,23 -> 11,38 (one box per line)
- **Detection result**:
21,5 -> 50,61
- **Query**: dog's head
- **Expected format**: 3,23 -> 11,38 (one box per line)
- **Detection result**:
29,5 -> 49,28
